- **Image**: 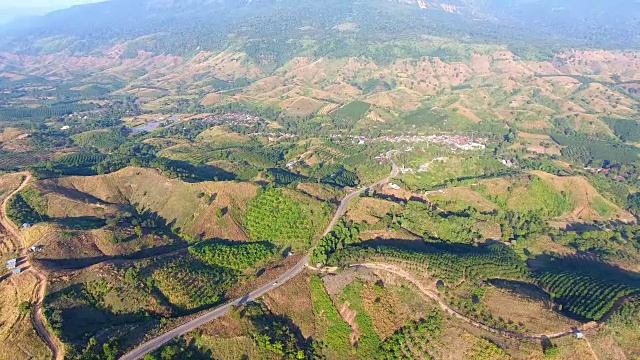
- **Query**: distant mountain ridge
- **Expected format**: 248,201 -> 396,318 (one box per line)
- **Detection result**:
0,0 -> 638,57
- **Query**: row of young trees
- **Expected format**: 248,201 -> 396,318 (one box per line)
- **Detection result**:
537,271 -> 637,320
327,243 -> 530,285
245,188 -> 315,247
552,224 -> 640,263
188,241 -> 275,271
152,256 -> 237,311
380,313 -> 442,360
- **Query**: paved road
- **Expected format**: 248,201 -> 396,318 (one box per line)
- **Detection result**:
120,257 -> 309,360
322,150 -> 399,237
120,151 -> 399,360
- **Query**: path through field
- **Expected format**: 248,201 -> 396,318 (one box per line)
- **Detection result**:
0,173 -> 30,251
0,172 -> 64,360
353,262 -> 582,341
584,337 -> 600,360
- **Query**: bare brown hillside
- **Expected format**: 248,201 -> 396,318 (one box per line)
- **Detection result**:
40,167 -> 258,241
1,46 -> 638,130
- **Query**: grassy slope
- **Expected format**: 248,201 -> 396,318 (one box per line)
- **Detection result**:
309,275 -> 352,359
433,170 -> 634,223
0,272 -> 52,360
48,167 -> 258,240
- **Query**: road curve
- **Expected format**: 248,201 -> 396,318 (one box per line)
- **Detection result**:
120,151 -> 399,360
322,150 -> 399,237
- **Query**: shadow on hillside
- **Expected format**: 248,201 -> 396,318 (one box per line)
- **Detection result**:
243,302 -> 313,351
34,236 -> 270,273
357,238 -> 506,254
192,238 -> 274,249
528,253 -> 640,283
50,216 -> 107,230
372,192 -> 408,205
167,160 -> 237,182
38,182 -> 117,205
358,238 -> 432,251
488,279 -> 552,304
45,283 -> 158,345
563,219 -> 636,232
34,243 -> 190,272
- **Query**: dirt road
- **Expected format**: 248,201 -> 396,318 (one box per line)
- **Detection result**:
0,172 -> 31,251
0,172 -> 63,360
354,263 -> 581,341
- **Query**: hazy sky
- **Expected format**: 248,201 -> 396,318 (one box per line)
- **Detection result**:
0,0 -> 103,9
0,0 -> 104,24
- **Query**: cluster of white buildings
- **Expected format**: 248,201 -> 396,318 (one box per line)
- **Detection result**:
203,112 -> 263,126
351,134 -> 488,151
250,132 -> 297,142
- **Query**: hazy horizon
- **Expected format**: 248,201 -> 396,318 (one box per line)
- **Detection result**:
0,0 -> 104,24
0,0 -> 102,8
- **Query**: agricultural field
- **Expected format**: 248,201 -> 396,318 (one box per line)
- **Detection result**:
481,282 -> 578,335
533,256 -> 640,321
331,101 -> 372,123
151,255 -> 237,311
397,151 -> 508,191
429,171 -> 635,223
40,239 -> 287,354
71,129 -> 129,151
0,164 -> 333,357
512,132 -> 562,156
246,188 -> 330,250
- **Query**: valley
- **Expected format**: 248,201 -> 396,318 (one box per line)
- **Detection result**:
0,0 -> 639,359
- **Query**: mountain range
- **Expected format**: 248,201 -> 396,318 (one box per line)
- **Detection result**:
0,0 -> 638,57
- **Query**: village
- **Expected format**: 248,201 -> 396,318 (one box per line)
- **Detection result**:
351,134 -> 489,151
202,112 -> 264,127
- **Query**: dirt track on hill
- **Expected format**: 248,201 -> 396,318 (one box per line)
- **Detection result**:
353,263 -> 583,341
0,172 -> 30,252
0,172 -> 64,360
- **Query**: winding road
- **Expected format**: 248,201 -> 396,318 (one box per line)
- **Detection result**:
0,173 -> 64,360
120,151 -> 399,360
0,173 -> 31,251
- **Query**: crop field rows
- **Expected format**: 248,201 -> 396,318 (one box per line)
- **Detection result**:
380,314 -> 442,360
152,257 -> 237,310
537,271 -> 639,320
